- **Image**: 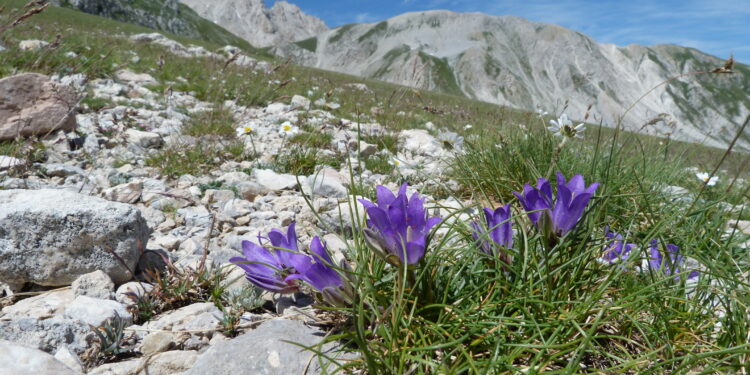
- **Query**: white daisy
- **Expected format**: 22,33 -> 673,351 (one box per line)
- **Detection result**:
278,121 -> 300,136
437,130 -> 464,151
696,172 -> 719,186
464,124 -> 473,130
235,122 -> 256,137
548,114 -> 585,139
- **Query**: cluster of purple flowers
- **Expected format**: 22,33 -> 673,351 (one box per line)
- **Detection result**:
232,172 -> 696,306
229,223 -> 352,307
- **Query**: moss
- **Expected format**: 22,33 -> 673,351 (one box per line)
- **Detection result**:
418,52 -> 463,97
329,24 -> 355,44
358,21 -> 388,43
294,37 -> 318,53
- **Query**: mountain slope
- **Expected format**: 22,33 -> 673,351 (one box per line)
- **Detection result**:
180,0 -> 328,48
54,0 -> 255,50
272,11 -> 750,150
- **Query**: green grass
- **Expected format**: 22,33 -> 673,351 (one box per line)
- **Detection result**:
289,131 -> 334,149
294,37 -> 318,53
183,107 -> 236,138
272,146 -> 341,176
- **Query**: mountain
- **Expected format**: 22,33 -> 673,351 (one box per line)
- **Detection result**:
54,0 -> 254,50
180,0 -> 328,48
272,11 -> 750,150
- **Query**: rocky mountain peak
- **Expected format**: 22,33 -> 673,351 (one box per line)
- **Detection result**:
180,0 -> 328,47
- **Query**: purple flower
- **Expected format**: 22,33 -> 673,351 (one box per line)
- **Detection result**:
648,240 -> 699,280
471,205 -> 513,260
359,184 -> 442,266
288,237 -> 352,307
514,172 -> 599,239
230,223 -> 308,294
601,227 -> 635,264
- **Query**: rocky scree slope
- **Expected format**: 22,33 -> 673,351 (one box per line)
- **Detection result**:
52,0 -> 254,50
272,10 -> 750,151
180,0 -> 328,48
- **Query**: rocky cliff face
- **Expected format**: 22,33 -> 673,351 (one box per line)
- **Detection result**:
272,11 -> 750,150
180,0 -> 328,48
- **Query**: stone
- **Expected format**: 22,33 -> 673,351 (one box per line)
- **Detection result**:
0,189 -> 150,286
265,102 -> 287,114
18,40 -> 49,51
115,69 -> 158,86
135,249 -> 169,279
63,296 -> 131,327
0,317 -> 93,355
0,155 -> 25,170
153,235 -> 180,251
253,169 -> 299,191
43,163 -> 85,177
140,332 -> 175,355
399,129 -> 442,156
125,129 -> 163,149
202,189 -> 236,205
734,220 -> 750,235
0,340 -> 81,375
143,302 -> 220,335
220,199 -> 253,219
185,319 -> 346,375
359,141 -> 378,156
0,73 -> 78,141
0,289 -> 74,320
54,345 -> 85,373
138,350 -> 199,375
217,171 -> 251,185
235,181 -> 265,201
102,181 -> 143,204
304,168 -> 347,198
290,95 -> 311,110
71,270 -> 115,300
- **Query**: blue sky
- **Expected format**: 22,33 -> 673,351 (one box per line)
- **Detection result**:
280,0 -> 749,63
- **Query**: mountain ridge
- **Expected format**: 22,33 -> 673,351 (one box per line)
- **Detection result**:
271,10 -> 750,150
180,0 -> 328,48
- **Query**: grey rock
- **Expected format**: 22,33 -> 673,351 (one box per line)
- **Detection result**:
304,168 -> 347,198
143,302 -> 220,333
71,270 -> 115,300
253,169 -> 299,191
63,295 -> 131,327
0,189 -> 150,286
125,129 -> 163,149
0,155 -> 25,170
0,317 -> 93,355
44,163 -> 86,177
217,171 -> 251,185
235,181 -> 265,201
54,345 -> 85,373
0,289 -> 74,320
177,205 -> 212,228
0,73 -> 78,141
185,319 -> 345,375
140,331 -> 175,355
0,340 -> 82,375
202,189 -> 235,205
290,95 -> 311,110
102,181 -> 143,204
115,69 -> 158,86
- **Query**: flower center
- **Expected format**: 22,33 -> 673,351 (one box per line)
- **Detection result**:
283,125 -> 292,131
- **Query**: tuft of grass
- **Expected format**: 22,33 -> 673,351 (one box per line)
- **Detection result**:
273,146 -> 341,176
362,133 -> 400,154
288,131 -> 334,149
145,142 -> 244,178
183,107 -> 236,138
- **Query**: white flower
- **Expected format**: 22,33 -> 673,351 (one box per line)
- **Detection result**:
235,122 -> 256,137
388,157 -> 406,169
536,107 -> 548,118
464,124 -> 473,130
278,121 -> 299,136
437,130 -> 464,151
64,51 -> 78,59
696,172 -> 719,186
548,114 -> 584,139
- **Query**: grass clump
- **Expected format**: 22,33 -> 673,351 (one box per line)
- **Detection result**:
145,141 -> 245,178
288,131 -> 334,149
183,107 -> 236,138
362,133 -> 399,154
273,147 -> 341,176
